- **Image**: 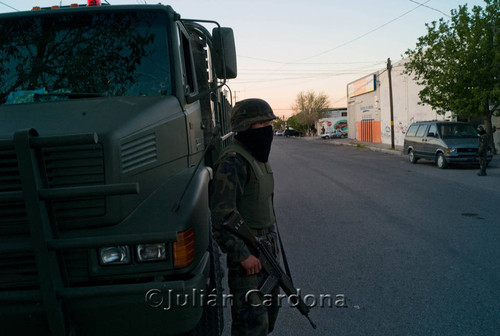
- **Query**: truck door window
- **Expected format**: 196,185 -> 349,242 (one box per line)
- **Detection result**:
406,125 -> 418,137
427,124 -> 438,137
178,27 -> 197,95
0,10 -> 172,104
416,125 -> 427,137
440,123 -> 477,138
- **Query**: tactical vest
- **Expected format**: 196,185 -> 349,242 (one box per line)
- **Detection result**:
220,142 -> 275,229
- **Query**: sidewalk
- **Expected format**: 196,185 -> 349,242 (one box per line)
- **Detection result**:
302,136 -> 404,156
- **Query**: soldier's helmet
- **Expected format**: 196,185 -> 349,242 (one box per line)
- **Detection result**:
231,98 -> 277,132
477,125 -> 485,132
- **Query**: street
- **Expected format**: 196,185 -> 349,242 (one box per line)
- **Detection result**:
222,136 -> 500,336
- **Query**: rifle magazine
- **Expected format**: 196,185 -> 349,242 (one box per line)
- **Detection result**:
259,273 -> 280,294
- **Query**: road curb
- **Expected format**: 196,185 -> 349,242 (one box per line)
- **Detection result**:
298,136 -> 405,156
337,141 -> 404,156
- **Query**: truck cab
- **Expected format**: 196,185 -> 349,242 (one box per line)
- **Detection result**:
0,2 -> 236,335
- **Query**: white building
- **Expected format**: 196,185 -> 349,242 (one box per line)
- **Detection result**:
347,58 -> 500,149
317,108 -> 348,135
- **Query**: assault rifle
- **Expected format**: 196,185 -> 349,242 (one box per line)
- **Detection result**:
223,212 -> 317,329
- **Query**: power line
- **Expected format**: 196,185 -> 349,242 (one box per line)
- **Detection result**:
292,0 -> 432,63
238,0 -> 431,66
234,71 -> 380,84
238,56 -> 386,66
409,0 -> 451,18
238,67 -> 384,74
241,1 -> 431,91
0,1 -> 19,11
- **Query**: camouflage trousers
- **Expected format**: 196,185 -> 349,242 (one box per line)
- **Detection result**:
227,232 -> 280,336
479,154 -> 487,174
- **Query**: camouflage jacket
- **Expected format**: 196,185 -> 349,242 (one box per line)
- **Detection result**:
210,150 -> 252,262
478,132 -> 489,156
210,142 -> 276,263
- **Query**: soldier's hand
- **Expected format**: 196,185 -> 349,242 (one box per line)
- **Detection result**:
241,255 -> 262,275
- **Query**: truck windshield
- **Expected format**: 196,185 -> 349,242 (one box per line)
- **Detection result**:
0,10 -> 172,105
439,124 -> 478,138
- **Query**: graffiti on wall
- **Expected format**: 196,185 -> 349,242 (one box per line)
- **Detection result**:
382,118 -> 415,145
321,119 -> 348,132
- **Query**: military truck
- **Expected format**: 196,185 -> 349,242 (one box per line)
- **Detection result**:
0,1 -> 236,335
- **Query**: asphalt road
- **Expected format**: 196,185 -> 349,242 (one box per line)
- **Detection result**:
221,136 -> 500,336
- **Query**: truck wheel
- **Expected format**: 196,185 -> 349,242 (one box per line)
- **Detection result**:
190,235 -> 224,336
408,150 -> 418,164
436,153 -> 448,169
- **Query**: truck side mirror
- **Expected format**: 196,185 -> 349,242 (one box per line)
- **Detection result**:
212,27 -> 237,79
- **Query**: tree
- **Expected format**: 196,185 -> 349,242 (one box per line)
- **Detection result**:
272,116 -> 286,130
291,91 -> 330,135
286,114 -> 305,132
404,0 -> 500,152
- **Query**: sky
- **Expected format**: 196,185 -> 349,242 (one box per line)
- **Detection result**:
0,0 -> 489,118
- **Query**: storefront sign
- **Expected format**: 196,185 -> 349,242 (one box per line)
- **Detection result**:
347,74 -> 376,98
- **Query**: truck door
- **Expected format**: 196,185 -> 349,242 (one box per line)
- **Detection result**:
414,124 -> 429,158
423,123 -> 440,158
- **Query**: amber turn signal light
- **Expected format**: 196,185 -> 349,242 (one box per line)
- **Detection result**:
173,228 -> 195,268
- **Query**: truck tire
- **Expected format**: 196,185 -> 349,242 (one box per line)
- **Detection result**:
189,234 -> 224,336
436,152 -> 448,169
408,150 -> 418,164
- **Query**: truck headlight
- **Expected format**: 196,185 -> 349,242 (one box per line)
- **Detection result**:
99,246 -> 131,265
136,243 -> 167,262
446,148 -> 457,154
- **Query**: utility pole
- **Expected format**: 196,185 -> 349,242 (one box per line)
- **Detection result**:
387,58 -> 395,149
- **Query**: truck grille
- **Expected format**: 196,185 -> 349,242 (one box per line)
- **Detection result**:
0,251 -> 38,289
0,144 -> 104,289
457,148 -> 477,153
43,144 -> 106,229
63,249 -> 90,285
0,144 -> 106,235
0,148 -> 28,236
0,148 -> 21,192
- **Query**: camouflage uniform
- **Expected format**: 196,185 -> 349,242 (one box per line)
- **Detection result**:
477,126 -> 489,176
210,99 -> 279,336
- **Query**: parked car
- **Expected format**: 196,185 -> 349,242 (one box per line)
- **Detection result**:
321,132 -> 334,139
321,129 -> 347,139
284,129 -> 302,137
275,130 -> 284,136
403,121 -> 493,169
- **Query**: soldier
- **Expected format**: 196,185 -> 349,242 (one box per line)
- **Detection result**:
210,98 -> 280,335
477,125 -> 489,176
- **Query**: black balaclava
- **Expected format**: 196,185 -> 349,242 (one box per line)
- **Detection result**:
235,125 -> 274,162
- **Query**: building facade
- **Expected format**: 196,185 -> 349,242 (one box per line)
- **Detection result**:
346,58 -> 500,149
317,108 -> 348,135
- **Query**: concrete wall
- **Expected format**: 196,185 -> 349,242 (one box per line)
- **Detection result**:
347,90 -> 380,141
492,114 -> 500,153
317,109 -> 348,134
378,59 -> 451,147
348,58 -> 453,147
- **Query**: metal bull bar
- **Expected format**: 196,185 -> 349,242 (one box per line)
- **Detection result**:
0,129 -> 139,336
